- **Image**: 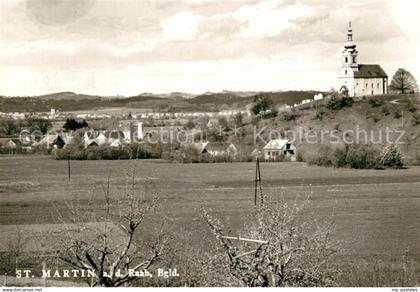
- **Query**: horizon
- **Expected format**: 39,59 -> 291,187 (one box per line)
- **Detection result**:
1,0 -> 419,96
1,88 -> 324,98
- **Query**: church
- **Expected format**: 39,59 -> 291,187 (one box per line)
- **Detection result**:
338,22 -> 388,97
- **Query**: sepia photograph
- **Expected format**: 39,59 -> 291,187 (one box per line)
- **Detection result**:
0,0 -> 419,290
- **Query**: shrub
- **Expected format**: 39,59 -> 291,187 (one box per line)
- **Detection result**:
381,106 -> 390,116
368,98 -> 384,108
326,96 -> 354,110
313,108 -> 326,120
280,110 -> 297,121
375,144 -> 403,169
184,118 -> 195,130
302,144 -> 403,169
345,144 -> 380,169
393,111 -> 402,119
54,144 -> 155,160
251,94 -> 274,117
407,103 -> 417,113
62,118 -> 88,131
411,114 -> 420,126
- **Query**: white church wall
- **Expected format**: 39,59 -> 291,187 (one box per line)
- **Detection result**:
338,76 -> 355,96
354,77 -> 387,96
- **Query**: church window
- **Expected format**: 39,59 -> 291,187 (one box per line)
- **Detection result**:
353,56 -> 356,63
345,57 -> 348,63
345,69 -> 347,75
377,83 -> 379,89
365,83 -> 368,88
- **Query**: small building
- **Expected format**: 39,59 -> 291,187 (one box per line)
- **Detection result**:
87,140 -> 99,148
52,135 -> 66,149
207,118 -> 219,128
109,138 -> 123,148
202,142 -> 238,158
0,138 -> 22,154
96,133 -> 108,146
0,138 -> 22,149
4,138 -> 21,149
33,134 -> 57,149
186,142 -> 208,153
263,139 -> 296,161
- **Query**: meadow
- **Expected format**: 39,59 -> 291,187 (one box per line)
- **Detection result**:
0,155 -> 419,286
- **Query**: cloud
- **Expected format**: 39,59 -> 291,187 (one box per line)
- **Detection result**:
0,0 -> 418,96
25,0 -> 96,26
161,11 -> 200,41
0,39 -> 79,58
233,0 -> 313,38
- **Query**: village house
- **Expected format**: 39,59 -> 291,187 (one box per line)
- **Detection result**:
84,131 -> 107,147
0,138 -> 21,151
339,22 -> 388,97
201,142 -> 238,159
108,138 -> 123,148
34,134 -> 59,149
96,133 -> 108,146
263,139 -> 296,161
207,118 -> 219,128
184,141 -> 208,154
52,135 -> 66,149
82,122 -> 144,148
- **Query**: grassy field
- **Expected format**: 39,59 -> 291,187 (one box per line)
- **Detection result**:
0,155 -> 419,285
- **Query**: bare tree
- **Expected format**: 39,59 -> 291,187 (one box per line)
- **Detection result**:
389,68 -> 418,94
201,195 -> 341,287
56,174 -> 168,287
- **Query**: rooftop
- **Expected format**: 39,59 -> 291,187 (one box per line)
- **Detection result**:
263,139 -> 289,150
354,64 -> 388,78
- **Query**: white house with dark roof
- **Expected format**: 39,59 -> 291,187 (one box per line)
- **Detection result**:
339,22 -> 388,97
263,139 -> 296,161
201,142 -> 238,158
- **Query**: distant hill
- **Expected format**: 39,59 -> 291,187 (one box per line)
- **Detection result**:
37,92 -> 102,101
188,92 -> 248,106
0,90 -> 325,113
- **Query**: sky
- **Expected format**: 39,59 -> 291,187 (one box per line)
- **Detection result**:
0,0 -> 419,96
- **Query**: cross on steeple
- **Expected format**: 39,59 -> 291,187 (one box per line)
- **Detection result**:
347,21 -> 353,42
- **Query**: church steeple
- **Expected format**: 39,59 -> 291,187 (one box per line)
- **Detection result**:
342,21 -> 358,70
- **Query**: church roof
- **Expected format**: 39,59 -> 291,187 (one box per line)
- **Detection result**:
354,64 -> 388,78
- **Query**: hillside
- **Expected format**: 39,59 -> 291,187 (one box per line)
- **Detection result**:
37,91 -> 102,101
0,90 -> 322,113
247,94 -> 420,164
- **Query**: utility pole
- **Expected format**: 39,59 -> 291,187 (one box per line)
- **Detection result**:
254,158 -> 263,206
67,150 -> 71,182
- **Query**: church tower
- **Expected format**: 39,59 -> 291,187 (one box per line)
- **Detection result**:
342,22 -> 358,72
339,22 -> 359,96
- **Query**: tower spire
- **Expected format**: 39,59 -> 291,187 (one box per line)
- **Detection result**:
342,21 -> 358,69
347,21 -> 353,42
